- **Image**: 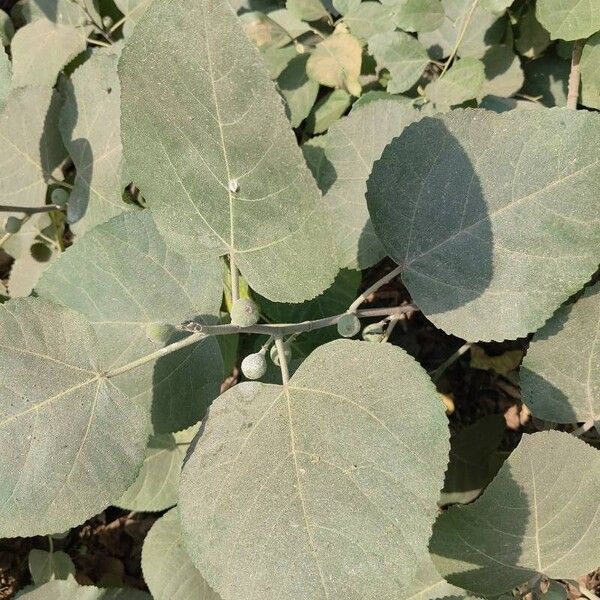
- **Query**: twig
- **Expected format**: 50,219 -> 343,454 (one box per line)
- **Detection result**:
0,215 -> 30,248
438,0 -> 479,79
275,337 -> 290,386
87,37 -> 111,48
579,585 -> 600,600
567,39 -> 584,110
430,342 -> 472,382
109,14 -> 127,34
572,419 -> 596,437
0,204 -> 62,214
348,265 -> 403,313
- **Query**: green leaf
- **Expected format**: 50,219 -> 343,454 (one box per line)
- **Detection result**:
406,555 -> 469,600
366,108 -> 600,342
268,8 -> 312,38
332,0 -> 360,15
430,431 -> 600,596
11,0 -> 90,28
15,578 -> 152,599
0,86 -> 65,210
301,135 -> 332,191
479,45 -> 524,100
306,88 -> 351,133
0,48 -> 10,110
116,425 -> 198,512
479,0 -> 511,11
286,0 -> 329,22
10,20 -> 86,89
7,239 -> 60,298
240,11 -> 292,50
343,2 -> 396,40
142,508 -> 222,600
521,282 -> 600,424
113,0 -> 153,36
521,55 -> 569,107
536,0 -> 600,41
278,53 -> 319,127
120,0 -> 338,304
180,339 -> 450,600
425,57 -> 484,110
323,100 -> 423,269
60,48 -> 131,235
37,211 -> 224,434
0,9 -> 14,45
385,0 -> 444,33
439,414 -> 505,506
514,7 -> 551,59
28,550 -> 75,584
368,31 -> 429,94
306,32 -> 362,93
0,298 -> 148,537
581,32 -> 600,110
352,90 -> 413,108
261,44 -> 298,79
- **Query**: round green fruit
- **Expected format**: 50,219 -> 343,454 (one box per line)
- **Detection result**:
4,216 -> 21,234
337,313 -> 361,338
51,187 -> 70,206
241,353 -> 267,380
145,322 -> 174,344
231,298 -> 259,327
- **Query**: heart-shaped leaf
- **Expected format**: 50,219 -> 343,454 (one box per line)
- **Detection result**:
425,57 -> 485,110
521,282 -> 600,424
366,108 -> 600,341
343,2 -> 396,40
180,339 -> 449,600
120,0 -> 337,303
430,431 -> 600,596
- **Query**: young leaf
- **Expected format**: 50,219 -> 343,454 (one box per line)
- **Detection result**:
323,100 -> 424,269
113,0 -> 153,36
430,431 -> 600,596
479,45 -> 524,100
0,298 -> 149,537
120,0 -> 338,303
278,53 -> 319,127
28,549 -> 75,584
536,0 -> 600,41
305,88 -> 351,133
384,0 -> 443,33
180,339 -> 450,600
15,578 -> 152,598
10,20 -> 86,89
521,282 -> 600,424
425,57 -> 485,110
37,211 -> 224,434
343,2 -> 396,40
116,425 -> 198,512
142,508 -> 222,600
306,32 -> 362,93
366,108 -> 600,342
60,48 -> 130,234
240,11 -> 292,50
581,32 -> 600,110
368,31 -> 429,94
0,86 -> 65,210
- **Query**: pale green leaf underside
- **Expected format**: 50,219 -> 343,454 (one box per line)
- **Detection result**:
386,0 -> 444,33
142,508 -> 222,600
28,549 -> 75,584
120,0 -> 337,303
10,19 -> 86,89
522,282 -> 600,424
180,339 -> 449,600
0,86 -> 65,210
60,47 -> 131,235
306,32 -> 362,90
16,578 -> 152,599
0,298 -> 148,537
581,33 -> 600,111
536,0 -> 600,41
117,425 -> 198,512
367,108 -> 600,342
343,2 -> 396,40
431,431 -> 600,596
323,100 -> 424,269
37,210 -> 224,434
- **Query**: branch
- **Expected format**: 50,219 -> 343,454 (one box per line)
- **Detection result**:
0,204 -> 62,214
275,337 -> 290,385
567,39 -> 584,110
348,265 -> 403,313
438,0 -> 479,79
106,304 -> 418,379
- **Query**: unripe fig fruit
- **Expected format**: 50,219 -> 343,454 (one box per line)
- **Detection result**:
51,187 -> 70,206
241,353 -> 267,380
102,15 -> 113,28
270,343 -> 291,366
145,322 -> 174,343
231,298 -> 259,327
4,216 -> 21,234
337,313 -> 361,338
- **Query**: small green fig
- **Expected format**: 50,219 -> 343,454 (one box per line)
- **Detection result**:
241,353 -> 267,380
231,298 -> 259,327
4,216 -> 21,234
51,187 -> 70,206
145,322 -> 174,344
102,15 -> 113,28
337,313 -> 361,338
270,343 -> 291,366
